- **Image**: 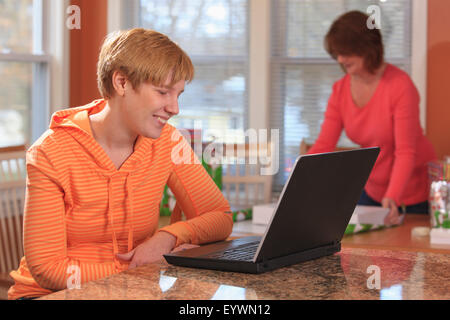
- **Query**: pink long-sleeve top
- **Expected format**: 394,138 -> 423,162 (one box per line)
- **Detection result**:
307,64 -> 437,206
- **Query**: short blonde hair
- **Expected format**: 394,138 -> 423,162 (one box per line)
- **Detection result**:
97,28 -> 194,99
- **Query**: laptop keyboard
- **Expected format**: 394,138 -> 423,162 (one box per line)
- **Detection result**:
204,241 -> 260,261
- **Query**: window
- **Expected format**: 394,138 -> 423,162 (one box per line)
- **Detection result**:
116,0 -> 421,192
270,0 -> 412,189
0,0 -> 50,148
137,0 -> 249,143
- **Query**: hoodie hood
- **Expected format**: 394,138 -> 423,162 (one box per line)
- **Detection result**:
50,99 -> 104,136
49,99 -> 153,173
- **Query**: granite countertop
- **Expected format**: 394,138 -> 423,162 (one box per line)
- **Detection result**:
40,247 -> 450,300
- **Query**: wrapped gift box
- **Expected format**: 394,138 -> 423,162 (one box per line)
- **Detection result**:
345,205 -> 393,235
252,203 -> 276,225
252,203 -> 395,235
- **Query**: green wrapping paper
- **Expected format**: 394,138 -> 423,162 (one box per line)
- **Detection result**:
344,223 -> 385,235
232,208 -> 252,222
202,157 -> 223,191
159,185 -> 173,217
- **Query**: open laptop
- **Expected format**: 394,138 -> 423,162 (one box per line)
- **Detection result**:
164,147 -> 380,274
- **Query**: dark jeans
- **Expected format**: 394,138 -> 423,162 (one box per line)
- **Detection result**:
358,189 -> 429,214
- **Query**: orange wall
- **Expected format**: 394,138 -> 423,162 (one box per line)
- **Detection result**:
69,0 -> 108,108
427,0 -> 450,160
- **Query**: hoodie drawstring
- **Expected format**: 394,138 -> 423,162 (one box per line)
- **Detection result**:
126,174 -> 134,253
107,176 -> 121,271
107,172 -> 135,271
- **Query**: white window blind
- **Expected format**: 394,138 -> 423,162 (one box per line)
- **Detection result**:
0,0 -> 50,148
270,0 -> 412,189
139,0 -> 249,143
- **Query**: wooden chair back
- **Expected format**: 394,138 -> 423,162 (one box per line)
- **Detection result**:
299,139 -> 356,155
220,143 -> 274,210
0,146 -> 26,273
169,141 -> 274,222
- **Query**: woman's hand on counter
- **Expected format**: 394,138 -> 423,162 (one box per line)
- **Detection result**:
382,197 -> 403,226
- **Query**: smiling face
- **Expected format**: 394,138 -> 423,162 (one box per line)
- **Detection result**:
120,76 -> 185,139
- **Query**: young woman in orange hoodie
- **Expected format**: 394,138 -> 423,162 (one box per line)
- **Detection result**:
8,28 -> 233,300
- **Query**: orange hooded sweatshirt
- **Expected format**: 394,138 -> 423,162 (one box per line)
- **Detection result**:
8,99 -> 233,299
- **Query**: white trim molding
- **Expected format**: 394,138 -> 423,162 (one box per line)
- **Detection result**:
44,0 -> 70,113
0,53 -> 50,63
248,0 -> 271,131
108,0 -> 139,33
107,0 -> 124,33
411,0 -> 428,132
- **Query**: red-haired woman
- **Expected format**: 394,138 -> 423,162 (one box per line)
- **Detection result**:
307,11 -> 437,225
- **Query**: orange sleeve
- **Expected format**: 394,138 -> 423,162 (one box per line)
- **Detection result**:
23,142 -> 118,291
159,132 -> 233,247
